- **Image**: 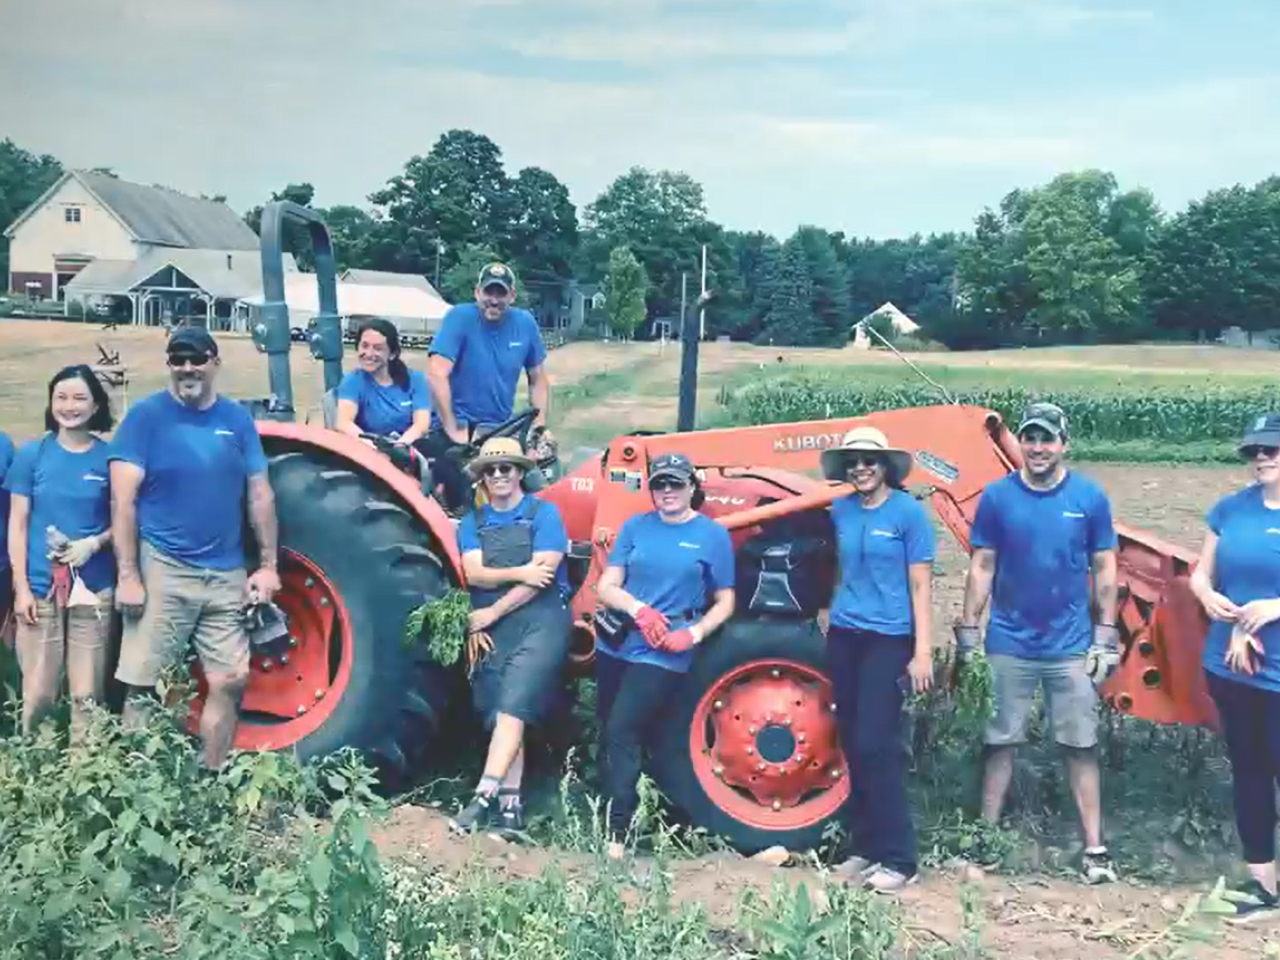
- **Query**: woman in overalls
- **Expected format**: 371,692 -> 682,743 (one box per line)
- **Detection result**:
449,437 -> 571,834
5,364 -> 117,741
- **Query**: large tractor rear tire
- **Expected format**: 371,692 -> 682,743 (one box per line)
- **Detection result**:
648,618 -> 851,854
233,449 -> 454,789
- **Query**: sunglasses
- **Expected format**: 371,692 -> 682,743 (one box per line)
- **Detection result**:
1243,445 -> 1280,460
482,463 -> 517,478
167,352 -> 211,368
650,478 -> 688,492
845,456 -> 884,469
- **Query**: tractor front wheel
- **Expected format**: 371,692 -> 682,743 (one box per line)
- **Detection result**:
224,449 -> 454,788
648,618 -> 850,854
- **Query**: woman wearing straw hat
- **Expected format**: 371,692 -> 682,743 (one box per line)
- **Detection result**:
819,426 -> 936,893
449,436 -> 571,836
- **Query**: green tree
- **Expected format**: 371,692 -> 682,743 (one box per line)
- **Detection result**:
729,231 -> 783,341
322,204 -> 377,273
953,170 -> 1159,346
763,238 -> 813,345
1147,177 -> 1280,342
0,139 -> 64,281
366,130 -> 514,277
581,167 -> 708,317
792,225 -> 850,344
603,246 -> 649,339
507,166 -> 578,285
440,242 -> 502,304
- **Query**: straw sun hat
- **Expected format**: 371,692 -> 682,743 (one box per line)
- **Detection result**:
466,436 -> 535,478
819,426 -> 913,484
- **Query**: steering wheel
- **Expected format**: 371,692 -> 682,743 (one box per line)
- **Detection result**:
470,407 -> 540,452
359,433 -> 427,476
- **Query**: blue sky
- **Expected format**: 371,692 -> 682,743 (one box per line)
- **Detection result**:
2,0 -> 1277,239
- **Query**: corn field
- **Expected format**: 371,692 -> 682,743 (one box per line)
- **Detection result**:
722,375 -> 1275,449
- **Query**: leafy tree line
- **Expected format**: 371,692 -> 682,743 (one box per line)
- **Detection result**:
3,135 -> 1278,349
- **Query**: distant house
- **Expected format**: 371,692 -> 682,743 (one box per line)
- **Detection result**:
523,279 -> 601,333
339,268 -> 443,300
851,301 -> 920,349
4,170 -> 271,326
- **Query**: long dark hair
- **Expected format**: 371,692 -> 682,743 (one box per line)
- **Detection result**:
355,317 -> 409,389
45,364 -> 114,433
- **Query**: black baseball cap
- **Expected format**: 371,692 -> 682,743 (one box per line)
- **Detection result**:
1017,401 -> 1068,439
649,452 -> 696,485
167,325 -> 218,358
477,262 -> 515,293
1239,412 -> 1280,453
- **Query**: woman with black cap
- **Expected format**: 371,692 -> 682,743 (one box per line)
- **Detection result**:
1190,412 -> 1280,922
819,426 -> 935,894
595,452 -> 736,859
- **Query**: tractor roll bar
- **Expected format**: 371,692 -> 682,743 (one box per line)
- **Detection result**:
254,201 -> 343,420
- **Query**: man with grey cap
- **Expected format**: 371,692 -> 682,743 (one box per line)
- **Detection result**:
956,401 -> 1120,883
425,262 -> 553,510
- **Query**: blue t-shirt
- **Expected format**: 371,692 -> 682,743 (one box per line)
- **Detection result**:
336,368 -> 429,438
0,431 -> 13,574
428,304 -> 546,428
4,435 -> 116,596
457,496 -> 570,599
971,470 -> 1117,659
830,489 -> 935,636
601,511 -> 735,673
109,391 -> 268,570
1203,485 -> 1280,691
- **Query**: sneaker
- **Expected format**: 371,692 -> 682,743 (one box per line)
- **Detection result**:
1082,847 -> 1118,885
1225,879 -> 1280,925
449,793 -> 496,835
833,855 -> 877,880
497,795 -> 525,835
863,867 -> 919,894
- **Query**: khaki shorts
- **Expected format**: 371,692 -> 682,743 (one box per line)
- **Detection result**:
985,653 -> 1099,749
115,542 -> 249,688
16,590 -> 115,697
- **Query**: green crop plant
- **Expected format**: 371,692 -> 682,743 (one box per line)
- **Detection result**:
403,587 -> 471,665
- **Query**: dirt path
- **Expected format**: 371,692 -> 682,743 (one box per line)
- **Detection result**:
373,805 -> 1275,959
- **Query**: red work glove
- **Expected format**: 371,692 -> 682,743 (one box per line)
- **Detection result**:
662,626 -> 701,653
634,605 -> 670,648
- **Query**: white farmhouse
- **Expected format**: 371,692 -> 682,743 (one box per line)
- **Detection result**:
4,170 -> 287,327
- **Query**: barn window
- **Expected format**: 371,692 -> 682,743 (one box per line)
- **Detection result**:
64,207 -> 82,223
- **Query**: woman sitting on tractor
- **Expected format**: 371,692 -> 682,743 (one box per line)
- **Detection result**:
820,427 -> 935,894
449,437 -> 571,835
5,364 -> 117,742
595,452 -> 736,860
334,318 -> 431,449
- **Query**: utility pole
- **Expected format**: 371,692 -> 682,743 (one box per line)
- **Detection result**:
678,274 -> 714,433
699,243 -> 707,340
434,240 -> 443,288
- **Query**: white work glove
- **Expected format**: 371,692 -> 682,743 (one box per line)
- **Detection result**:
57,534 -> 102,569
1084,623 -> 1122,685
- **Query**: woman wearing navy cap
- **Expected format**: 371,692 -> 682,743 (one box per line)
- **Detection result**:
595,452 -> 736,859
1191,412 -> 1280,922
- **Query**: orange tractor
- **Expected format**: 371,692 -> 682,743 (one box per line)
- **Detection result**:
210,202 -> 1216,852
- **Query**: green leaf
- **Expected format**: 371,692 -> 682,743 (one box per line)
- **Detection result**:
335,926 -> 359,956
117,808 -> 139,834
277,912 -> 296,936
327,773 -> 348,793
309,851 -> 333,893
138,827 -> 165,859
104,867 -> 131,902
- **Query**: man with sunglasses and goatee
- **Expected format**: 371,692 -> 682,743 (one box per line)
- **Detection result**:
449,436 -> 570,836
109,327 -> 281,768
956,401 -> 1119,885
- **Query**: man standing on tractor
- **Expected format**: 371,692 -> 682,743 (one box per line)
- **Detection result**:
109,327 -> 282,768
425,263 -> 554,510
956,401 -> 1120,884
448,436 -> 570,835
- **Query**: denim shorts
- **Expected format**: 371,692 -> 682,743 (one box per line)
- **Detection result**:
985,653 -> 1098,749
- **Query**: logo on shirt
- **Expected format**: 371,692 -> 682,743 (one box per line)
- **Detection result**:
1267,528 -> 1280,536
508,341 -> 523,349
678,541 -> 701,549
399,400 -> 412,406
82,472 -> 107,483
871,529 -> 897,538
214,429 -> 235,437
1062,510 -> 1085,518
